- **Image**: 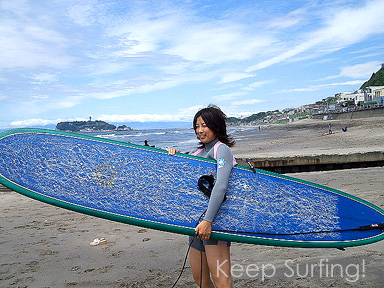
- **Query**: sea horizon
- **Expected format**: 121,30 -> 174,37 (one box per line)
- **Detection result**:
0,122 -> 263,154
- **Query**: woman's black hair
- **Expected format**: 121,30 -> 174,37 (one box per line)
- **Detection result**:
193,105 -> 235,147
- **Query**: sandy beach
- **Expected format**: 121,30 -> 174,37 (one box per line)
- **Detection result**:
1,117 -> 384,287
232,116 -> 384,159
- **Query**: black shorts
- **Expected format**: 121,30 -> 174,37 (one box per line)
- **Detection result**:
189,236 -> 231,252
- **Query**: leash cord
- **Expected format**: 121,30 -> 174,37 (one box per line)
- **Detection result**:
214,223 -> 384,237
170,234 -> 196,288
171,210 -> 207,288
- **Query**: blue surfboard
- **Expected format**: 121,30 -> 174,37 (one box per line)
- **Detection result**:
0,128 -> 383,248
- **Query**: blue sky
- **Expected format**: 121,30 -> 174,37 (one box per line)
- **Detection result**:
1,0 -> 384,129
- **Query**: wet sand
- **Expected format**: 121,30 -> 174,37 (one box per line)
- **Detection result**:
1,117 -> 384,287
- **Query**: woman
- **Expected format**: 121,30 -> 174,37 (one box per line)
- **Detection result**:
168,105 -> 235,288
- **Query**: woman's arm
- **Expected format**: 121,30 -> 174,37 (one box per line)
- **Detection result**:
204,144 -> 234,222
196,144 -> 233,239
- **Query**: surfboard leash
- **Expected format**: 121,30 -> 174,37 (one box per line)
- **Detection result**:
171,234 -> 197,288
171,210 -> 207,288
213,223 -> 384,237
245,159 -> 257,173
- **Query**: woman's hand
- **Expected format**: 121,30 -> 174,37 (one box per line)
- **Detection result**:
195,220 -> 212,240
166,148 -> 178,155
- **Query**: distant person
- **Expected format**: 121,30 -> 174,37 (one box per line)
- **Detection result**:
167,105 -> 235,288
144,140 -> 155,148
328,123 -> 333,134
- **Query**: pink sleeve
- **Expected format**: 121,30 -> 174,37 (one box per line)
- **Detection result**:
213,142 -> 237,167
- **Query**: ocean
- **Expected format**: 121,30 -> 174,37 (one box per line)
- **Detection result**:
1,124 -> 263,153
87,126 -> 257,154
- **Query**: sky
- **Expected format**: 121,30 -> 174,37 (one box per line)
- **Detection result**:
1,0 -> 384,129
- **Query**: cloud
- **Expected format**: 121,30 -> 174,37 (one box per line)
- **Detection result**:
267,6 -> 307,29
246,0 -> 384,72
4,67 -> 218,119
312,61 -> 383,83
0,25 -> 73,69
212,92 -> 247,101
29,73 -> 58,84
107,4 -> 274,65
67,1 -> 106,26
0,2 -> 74,70
99,113 -> 190,123
9,113 -> 191,128
231,99 -> 265,106
337,61 -> 382,79
279,80 -> 365,93
242,80 -> 274,91
9,95 -> 86,117
323,61 -> 382,80
165,23 -> 274,64
220,72 -> 255,84
10,118 -> 63,127
177,105 -> 205,118
245,39 -> 318,72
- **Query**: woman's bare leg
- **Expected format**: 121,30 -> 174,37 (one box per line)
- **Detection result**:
190,247 -> 215,287
205,245 -> 232,288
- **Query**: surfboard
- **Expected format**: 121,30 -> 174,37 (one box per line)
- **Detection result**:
1,128 -> 383,248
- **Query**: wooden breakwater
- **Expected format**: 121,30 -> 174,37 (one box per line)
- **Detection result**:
0,184 -> 13,192
237,151 -> 384,174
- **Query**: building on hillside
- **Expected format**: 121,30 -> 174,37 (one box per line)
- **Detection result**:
335,91 -> 354,102
373,87 -> 384,106
335,87 -> 384,108
352,90 -> 365,105
364,86 -> 384,106
335,91 -> 356,107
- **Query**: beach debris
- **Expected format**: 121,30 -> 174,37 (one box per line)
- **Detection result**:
90,237 -> 107,246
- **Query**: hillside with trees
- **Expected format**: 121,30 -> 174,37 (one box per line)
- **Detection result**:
227,110 -> 282,125
56,120 -> 117,132
360,65 -> 384,89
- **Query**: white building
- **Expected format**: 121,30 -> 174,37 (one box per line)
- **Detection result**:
335,91 -> 363,106
373,87 -> 384,105
364,86 -> 384,105
335,91 -> 354,102
352,90 -> 365,105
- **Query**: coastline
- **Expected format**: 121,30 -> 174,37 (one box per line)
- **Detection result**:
1,116 -> 384,287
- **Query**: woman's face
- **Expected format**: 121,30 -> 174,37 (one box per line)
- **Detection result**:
195,116 -> 217,144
